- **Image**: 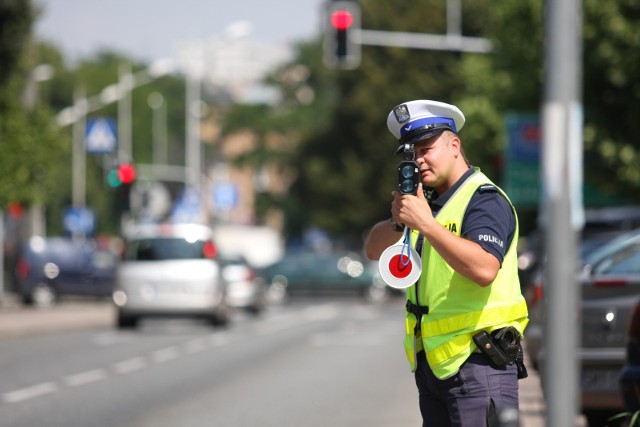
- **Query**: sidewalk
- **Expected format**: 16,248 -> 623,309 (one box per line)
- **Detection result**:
519,344 -> 547,427
0,293 -> 113,338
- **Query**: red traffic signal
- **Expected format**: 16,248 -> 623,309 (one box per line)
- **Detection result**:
330,10 -> 354,30
323,1 -> 361,69
108,163 -> 137,187
118,163 -> 137,184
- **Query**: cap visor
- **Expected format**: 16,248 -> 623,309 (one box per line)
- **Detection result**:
395,128 -> 448,154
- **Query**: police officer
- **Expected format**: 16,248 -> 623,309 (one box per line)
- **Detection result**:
364,100 -> 529,427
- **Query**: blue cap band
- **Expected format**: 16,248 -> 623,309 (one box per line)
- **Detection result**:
399,116 -> 457,136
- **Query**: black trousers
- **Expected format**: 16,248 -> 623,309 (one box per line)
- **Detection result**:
414,351 -> 519,427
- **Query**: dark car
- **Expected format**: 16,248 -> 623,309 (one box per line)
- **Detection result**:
534,227 -> 640,426
258,250 -> 389,303
523,206 -> 640,369
14,236 -> 119,307
620,298 -> 640,417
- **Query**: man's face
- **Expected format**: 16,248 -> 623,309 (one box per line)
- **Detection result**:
413,131 -> 458,189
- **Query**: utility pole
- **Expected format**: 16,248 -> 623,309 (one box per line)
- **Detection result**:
542,0 -> 583,425
184,41 -> 204,192
72,87 -> 87,210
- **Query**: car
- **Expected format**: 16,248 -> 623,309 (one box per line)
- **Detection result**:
523,206 -> 640,370
534,227 -> 640,426
620,297 -> 640,417
13,236 -> 119,307
258,250 -> 390,303
219,252 -> 267,315
112,223 -> 229,329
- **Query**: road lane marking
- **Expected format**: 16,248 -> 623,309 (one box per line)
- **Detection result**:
113,356 -> 147,374
255,303 -> 341,336
1,305 -> 348,405
63,369 -> 108,387
152,346 -> 180,364
2,382 -> 58,403
93,332 -> 134,346
208,333 -> 230,346
302,304 -> 340,321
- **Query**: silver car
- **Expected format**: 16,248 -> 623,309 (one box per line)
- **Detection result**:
535,227 -> 640,426
113,223 -> 229,329
220,252 -> 267,315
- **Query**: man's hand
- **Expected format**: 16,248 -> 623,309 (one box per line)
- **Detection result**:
392,184 -> 432,231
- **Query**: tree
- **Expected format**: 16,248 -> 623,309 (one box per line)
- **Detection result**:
0,0 -> 66,211
285,0 -> 494,244
279,0 -> 640,244
581,0 -> 640,200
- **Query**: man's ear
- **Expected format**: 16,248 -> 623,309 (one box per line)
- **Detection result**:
450,134 -> 462,157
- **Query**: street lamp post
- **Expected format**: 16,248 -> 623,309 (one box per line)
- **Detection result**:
118,63 -> 133,163
71,87 -> 87,210
147,92 -> 168,166
184,41 -> 204,191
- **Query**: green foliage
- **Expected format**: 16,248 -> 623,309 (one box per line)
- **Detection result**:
605,409 -> 640,427
582,0 -> 640,199
0,0 -> 35,92
0,103 -> 66,208
0,0 -> 67,214
276,0 -> 640,243
284,0 -> 499,242
3,0 -> 640,243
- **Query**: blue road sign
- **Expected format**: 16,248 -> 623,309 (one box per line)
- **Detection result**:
85,117 -> 117,154
504,114 -> 541,208
63,207 -> 95,235
213,182 -> 239,212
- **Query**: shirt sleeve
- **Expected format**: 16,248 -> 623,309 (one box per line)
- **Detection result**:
461,188 -> 516,265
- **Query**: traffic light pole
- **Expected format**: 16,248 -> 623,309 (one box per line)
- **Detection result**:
355,29 -> 492,53
322,0 -> 493,70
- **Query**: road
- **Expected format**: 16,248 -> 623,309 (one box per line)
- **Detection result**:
0,296 -> 549,427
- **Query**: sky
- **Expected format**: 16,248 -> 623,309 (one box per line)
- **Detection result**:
34,0 -> 326,63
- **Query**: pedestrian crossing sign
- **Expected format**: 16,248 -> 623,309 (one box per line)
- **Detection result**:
85,117 -> 117,154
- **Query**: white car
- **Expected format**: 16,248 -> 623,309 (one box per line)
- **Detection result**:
113,223 -> 229,329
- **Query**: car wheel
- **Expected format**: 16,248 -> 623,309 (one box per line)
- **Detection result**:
116,312 -> 139,329
245,305 -> 262,316
209,313 -> 229,327
31,285 -> 56,308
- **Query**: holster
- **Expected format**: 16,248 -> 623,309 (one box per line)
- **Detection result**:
473,327 -> 528,379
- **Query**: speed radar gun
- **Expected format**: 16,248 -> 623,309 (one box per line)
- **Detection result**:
378,143 -> 422,289
397,143 -> 419,195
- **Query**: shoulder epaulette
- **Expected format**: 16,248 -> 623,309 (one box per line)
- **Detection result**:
478,184 -> 498,194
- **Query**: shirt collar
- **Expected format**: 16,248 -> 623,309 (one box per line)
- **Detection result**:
428,166 -> 475,209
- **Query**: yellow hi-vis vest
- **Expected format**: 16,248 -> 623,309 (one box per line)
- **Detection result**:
404,168 -> 529,379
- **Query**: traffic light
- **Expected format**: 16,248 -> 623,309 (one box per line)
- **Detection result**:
107,163 -> 137,212
323,1 -> 361,69
107,163 -> 137,188
117,163 -> 137,185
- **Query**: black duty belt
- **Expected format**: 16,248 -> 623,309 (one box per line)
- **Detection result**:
406,300 -> 429,316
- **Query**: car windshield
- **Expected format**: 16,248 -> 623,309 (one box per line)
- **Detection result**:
589,231 -> 640,275
125,237 -> 207,261
583,228 -> 640,268
592,243 -> 640,275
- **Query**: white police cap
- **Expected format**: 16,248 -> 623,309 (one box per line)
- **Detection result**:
387,100 -> 465,151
